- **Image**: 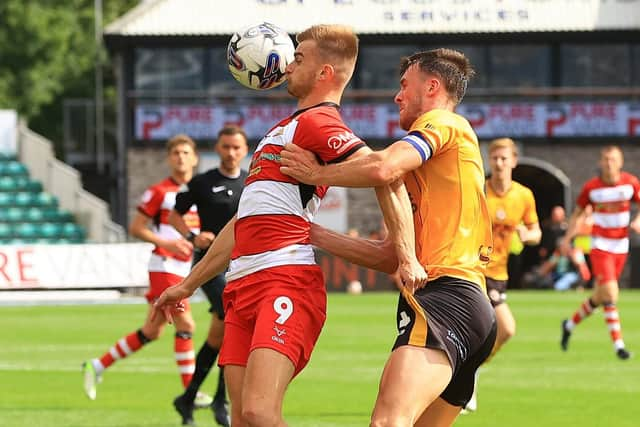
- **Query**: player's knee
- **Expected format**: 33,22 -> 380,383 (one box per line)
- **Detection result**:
140,326 -> 161,341
206,329 -> 223,348
370,413 -> 412,427
241,403 -> 280,427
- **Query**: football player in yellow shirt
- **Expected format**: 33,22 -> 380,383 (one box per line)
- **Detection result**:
466,138 -> 541,411
281,48 -> 496,426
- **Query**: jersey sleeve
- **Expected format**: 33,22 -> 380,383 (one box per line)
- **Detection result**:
400,116 -> 452,163
523,188 -> 539,225
293,110 -> 366,164
174,182 -> 195,215
632,175 -> 640,204
137,185 -> 163,218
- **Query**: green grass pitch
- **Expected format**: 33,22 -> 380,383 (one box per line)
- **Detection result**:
1,290 -> 639,426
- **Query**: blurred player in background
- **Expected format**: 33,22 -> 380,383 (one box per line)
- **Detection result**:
467,137 -> 541,411
152,25 -> 406,427
169,126 -> 248,426
281,48 -> 496,426
82,135 -> 199,401
560,145 -> 640,360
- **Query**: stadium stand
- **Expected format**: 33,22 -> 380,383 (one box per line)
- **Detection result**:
0,155 -> 86,244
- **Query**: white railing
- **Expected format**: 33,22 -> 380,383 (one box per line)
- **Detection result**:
17,121 -> 125,242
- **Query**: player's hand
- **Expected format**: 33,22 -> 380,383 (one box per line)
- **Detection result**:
194,231 -> 215,250
279,143 -> 321,184
630,218 -> 640,234
515,224 -> 528,242
398,258 -> 428,294
164,239 -> 194,258
151,284 -> 192,324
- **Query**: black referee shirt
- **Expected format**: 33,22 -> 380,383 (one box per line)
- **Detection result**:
174,168 -> 248,234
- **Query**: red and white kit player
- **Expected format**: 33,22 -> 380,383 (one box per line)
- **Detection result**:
561,145 -> 640,360
83,135 -> 202,399
152,23 -> 375,427
221,102 -> 365,375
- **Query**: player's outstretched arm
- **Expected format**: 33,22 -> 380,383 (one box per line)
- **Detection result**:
280,141 -> 421,188
152,216 -> 237,322
310,223 -> 398,274
375,179 -> 427,293
560,205 -> 585,250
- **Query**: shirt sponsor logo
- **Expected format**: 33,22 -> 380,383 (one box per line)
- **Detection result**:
327,132 -> 360,152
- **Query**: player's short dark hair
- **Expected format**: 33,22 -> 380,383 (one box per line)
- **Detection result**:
217,125 -> 248,143
400,48 -> 475,105
166,134 -> 196,153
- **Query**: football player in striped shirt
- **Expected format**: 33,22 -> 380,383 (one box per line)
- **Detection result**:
560,145 -> 640,360
82,135 -> 201,400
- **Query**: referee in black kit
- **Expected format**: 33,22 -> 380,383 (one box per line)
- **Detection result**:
169,125 -> 248,427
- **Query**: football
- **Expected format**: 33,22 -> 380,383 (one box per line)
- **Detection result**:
227,22 -> 295,90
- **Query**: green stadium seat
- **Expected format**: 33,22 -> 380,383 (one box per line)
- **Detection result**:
25,207 -> 45,222
14,223 -> 39,240
3,161 -> 29,177
14,192 -> 35,207
0,192 -> 14,207
0,224 -> 12,239
34,192 -> 58,208
0,176 -> 15,192
0,153 -> 17,162
39,222 -> 63,239
5,207 -> 24,223
61,223 -> 86,242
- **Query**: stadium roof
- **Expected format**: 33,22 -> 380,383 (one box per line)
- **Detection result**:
105,0 -> 640,38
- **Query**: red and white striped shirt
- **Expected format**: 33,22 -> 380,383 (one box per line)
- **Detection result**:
577,172 -> 640,254
226,103 -> 365,282
137,177 -> 200,276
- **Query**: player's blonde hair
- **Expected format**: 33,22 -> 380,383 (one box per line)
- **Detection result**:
489,137 -> 518,157
166,134 -> 197,153
297,24 -> 359,84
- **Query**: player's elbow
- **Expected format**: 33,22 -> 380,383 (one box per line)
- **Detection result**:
367,154 -> 402,185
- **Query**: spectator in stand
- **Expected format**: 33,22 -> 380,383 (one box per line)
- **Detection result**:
539,205 -> 568,261
538,238 -> 591,291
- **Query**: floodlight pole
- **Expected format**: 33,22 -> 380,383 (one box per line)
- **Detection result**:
95,0 -> 104,174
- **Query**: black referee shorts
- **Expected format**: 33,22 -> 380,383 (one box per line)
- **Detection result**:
193,249 -> 226,319
393,276 -> 496,407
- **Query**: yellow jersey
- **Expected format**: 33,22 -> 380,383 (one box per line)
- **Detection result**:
401,109 -> 493,291
485,180 -> 538,280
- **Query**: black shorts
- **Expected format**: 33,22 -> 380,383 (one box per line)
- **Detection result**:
393,276 -> 496,407
485,277 -> 508,308
193,249 -> 226,319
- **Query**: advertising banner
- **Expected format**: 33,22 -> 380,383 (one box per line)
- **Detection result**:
0,243 -> 153,289
136,102 -> 640,141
